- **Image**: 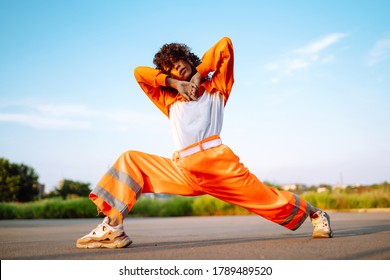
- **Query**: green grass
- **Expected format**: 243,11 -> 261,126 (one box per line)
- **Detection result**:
0,190 -> 389,219
0,197 -> 101,219
192,195 -> 251,216
302,190 -> 390,210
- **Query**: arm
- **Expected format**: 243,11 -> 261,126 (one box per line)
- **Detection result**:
195,37 -> 234,104
133,66 -> 173,117
134,67 -> 199,116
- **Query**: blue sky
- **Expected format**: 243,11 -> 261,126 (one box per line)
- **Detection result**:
1,0 -> 389,192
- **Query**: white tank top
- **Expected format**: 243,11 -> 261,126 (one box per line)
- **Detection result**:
169,92 -> 224,150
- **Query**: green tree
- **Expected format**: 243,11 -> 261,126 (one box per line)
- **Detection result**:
56,179 -> 91,199
0,158 -> 40,202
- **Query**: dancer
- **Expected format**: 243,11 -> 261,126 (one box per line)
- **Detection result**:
76,37 -> 332,249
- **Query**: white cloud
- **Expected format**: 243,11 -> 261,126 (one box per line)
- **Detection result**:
285,59 -> 309,72
368,38 -> 390,67
37,104 -> 99,118
266,33 -> 347,82
0,112 -> 90,129
265,62 -> 279,71
294,33 -> 346,54
321,54 -> 335,64
0,102 -> 163,130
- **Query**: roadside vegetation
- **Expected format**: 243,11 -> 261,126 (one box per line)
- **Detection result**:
1,157 -> 389,219
1,185 -> 389,219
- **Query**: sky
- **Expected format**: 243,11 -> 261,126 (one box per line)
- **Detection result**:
0,0 -> 389,192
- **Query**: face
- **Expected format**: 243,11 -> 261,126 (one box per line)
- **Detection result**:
166,59 -> 193,81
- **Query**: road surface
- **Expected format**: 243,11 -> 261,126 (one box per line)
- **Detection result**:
0,211 -> 389,260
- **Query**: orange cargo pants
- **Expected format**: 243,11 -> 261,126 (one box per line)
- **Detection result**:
90,135 -> 310,231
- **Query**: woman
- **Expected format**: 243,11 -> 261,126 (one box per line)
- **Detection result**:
76,37 -> 332,249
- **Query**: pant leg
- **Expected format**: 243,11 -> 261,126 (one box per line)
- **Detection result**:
90,150 -> 203,218
178,144 -> 310,231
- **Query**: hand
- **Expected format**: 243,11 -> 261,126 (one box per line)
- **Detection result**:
190,72 -> 203,88
176,80 -> 198,101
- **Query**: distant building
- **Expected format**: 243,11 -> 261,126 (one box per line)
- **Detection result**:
317,187 -> 328,193
280,184 -> 307,193
36,183 -> 45,199
333,184 -> 348,190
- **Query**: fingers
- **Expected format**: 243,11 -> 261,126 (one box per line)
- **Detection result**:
189,83 -> 198,100
178,81 -> 198,101
180,93 -> 190,101
178,82 -> 198,101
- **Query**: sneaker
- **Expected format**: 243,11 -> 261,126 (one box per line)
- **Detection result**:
311,210 -> 333,238
76,217 -> 132,249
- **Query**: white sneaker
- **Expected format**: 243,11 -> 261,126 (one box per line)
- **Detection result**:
311,210 -> 333,238
76,217 -> 132,249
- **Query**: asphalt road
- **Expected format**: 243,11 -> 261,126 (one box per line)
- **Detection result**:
0,211 -> 389,260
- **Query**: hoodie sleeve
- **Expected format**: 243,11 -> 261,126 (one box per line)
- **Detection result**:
134,66 -> 177,117
196,37 -> 234,105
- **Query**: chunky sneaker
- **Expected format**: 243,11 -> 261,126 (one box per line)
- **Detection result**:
311,210 -> 333,238
76,217 -> 132,249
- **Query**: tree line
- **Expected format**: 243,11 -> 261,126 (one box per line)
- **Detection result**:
0,157 -> 91,202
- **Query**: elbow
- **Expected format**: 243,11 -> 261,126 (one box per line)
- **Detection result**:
134,66 -> 142,79
221,36 -> 233,46
134,66 -> 150,81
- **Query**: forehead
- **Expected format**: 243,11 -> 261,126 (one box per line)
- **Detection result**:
164,59 -> 188,71
162,57 -> 178,69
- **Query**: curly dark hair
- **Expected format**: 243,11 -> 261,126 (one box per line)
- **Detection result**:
153,43 -> 201,75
